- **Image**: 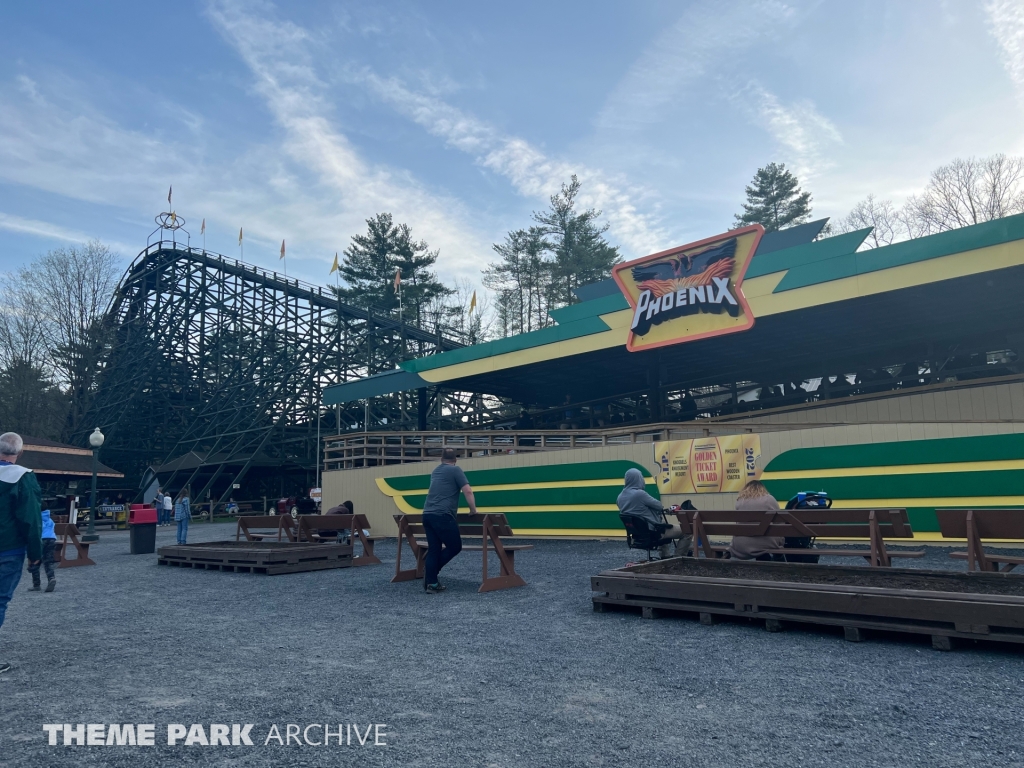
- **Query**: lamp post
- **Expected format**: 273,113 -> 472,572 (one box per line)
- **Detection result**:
83,427 -> 104,543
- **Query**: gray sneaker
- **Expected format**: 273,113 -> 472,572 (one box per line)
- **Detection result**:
424,583 -> 447,594
45,579 -> 56,593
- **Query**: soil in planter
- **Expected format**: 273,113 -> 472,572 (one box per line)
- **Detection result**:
620,557 -> 1024,597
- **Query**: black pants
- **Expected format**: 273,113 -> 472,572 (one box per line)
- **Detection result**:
423,514 -> 462,585
28,539 -> 56,582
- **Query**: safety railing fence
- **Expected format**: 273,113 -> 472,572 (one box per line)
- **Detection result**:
322,423 -> 770,471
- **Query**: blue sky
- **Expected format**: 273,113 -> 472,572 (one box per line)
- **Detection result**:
1,0 -> 1023,290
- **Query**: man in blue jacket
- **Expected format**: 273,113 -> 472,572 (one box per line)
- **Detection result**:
0,432 -> 42,674
27,509 -> 57,592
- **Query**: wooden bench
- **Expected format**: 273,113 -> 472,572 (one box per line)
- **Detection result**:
936,508 -> 1024,572
676,507 -> 924,567
391,513 -> 533,592
53,523 -> 96,568
296,514 -> 382,567
235,515 -> 298,543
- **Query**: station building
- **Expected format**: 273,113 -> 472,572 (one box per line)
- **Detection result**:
321,214 -> 1024,540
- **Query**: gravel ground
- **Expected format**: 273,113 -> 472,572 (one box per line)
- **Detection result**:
2,523 -> 1024,767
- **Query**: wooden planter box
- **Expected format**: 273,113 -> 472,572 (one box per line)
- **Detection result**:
592,558 -> 1024,650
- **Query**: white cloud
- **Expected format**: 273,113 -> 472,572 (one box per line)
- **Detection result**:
0,212 -> 105,246
0,3 -> 500,287
738,83 -> 843,179
987,0 -> 1024,103
0,79 -> 197,211
358,72 -> 669,256
205,0 -> 493,279
596,0 -> 798,131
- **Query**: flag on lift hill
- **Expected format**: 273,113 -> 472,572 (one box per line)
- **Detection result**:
167,185 -> 172,206
393,268 -> 401,292
469,290 -> 477,314
238,227 -> 243,245
280,240 -> 286,259
200,218 -> 205,235
330,253 -> 339,274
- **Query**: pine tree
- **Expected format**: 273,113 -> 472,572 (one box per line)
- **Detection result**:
335,213 -> 451,324
533,176 -> 620,306
483,227 -> 551,336
734,162 -> 813,232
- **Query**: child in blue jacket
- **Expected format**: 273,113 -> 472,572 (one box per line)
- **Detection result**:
28,509 -> 57,592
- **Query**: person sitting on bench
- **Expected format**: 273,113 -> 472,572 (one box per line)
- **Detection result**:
322,500 -> 354,541
617,468 -> 690,558
728,481 -> 784,561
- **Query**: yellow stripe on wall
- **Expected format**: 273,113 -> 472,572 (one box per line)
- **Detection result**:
761,459 -> 1024,481
513,528 -> 626,538
377,477 -> 655,495
377,489 -> 625,516
829,496 -> 1024,508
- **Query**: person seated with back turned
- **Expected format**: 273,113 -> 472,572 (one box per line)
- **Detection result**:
728,480 -> 784,561
322,500 -> 354,542
617,468 -> 691,558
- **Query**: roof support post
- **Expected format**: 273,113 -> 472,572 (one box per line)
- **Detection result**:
649,358 -> 664,422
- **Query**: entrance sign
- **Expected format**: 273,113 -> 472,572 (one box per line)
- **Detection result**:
654,434 -> 761,494
612,224 -> 763,352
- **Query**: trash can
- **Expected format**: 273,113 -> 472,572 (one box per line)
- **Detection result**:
128,505 -> 158,554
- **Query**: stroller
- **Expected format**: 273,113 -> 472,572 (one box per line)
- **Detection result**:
783,491 -> 831,564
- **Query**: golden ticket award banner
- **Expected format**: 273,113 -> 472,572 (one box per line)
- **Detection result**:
611,224 -> 764,352
654,435 -> 762,494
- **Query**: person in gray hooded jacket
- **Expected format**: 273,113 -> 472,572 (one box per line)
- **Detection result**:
617,468 -> 690,557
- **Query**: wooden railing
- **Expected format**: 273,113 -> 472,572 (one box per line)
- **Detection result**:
323,423 -> 765,471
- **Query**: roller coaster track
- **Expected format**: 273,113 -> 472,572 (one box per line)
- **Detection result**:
80,241 -> 463,504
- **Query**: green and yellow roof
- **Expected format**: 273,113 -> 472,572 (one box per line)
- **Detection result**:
325,214 -> 1024,407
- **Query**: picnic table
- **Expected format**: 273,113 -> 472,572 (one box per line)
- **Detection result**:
936,508 -> 1024,572
391,513 -> 532,592
53,522 -> 96,568
235,514 -> 298,543
675,507 -> 924,566
296,514 -> 382,567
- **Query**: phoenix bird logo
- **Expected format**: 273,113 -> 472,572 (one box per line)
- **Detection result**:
630,237 -> 737,297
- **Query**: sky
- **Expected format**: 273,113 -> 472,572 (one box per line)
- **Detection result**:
1,0 -> 1023,291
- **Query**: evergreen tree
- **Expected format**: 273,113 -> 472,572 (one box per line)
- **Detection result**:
335,213 -> 451,324
484,176 -> 621,337
533,175 -> 620,306
734,162 -> 813,232
0,361 -> 67,440
483,227 -> 552,336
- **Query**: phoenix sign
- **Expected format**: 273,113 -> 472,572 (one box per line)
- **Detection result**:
612,224 -> 764,352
